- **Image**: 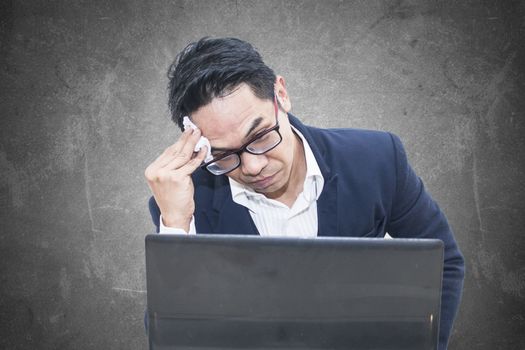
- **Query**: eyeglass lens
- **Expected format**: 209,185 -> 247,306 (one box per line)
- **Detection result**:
206,129 -> 281,175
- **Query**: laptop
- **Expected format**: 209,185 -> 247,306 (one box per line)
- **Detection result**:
145,234 -> 443,350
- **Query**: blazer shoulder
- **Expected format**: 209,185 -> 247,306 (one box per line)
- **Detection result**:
306,125 -> 398,160
290,113 -> 397,155
314,125 -> 392,142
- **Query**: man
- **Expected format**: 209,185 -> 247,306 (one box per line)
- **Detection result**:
145,37 -> 464,349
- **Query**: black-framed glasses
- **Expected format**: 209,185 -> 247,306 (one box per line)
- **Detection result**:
201,96 -> 282,176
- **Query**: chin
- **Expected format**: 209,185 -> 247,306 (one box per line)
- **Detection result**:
257,177 -> 288,197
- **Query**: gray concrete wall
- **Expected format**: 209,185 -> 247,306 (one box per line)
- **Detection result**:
1,0 -> 524,349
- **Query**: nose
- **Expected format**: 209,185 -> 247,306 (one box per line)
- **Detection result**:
240,152 -> 268,176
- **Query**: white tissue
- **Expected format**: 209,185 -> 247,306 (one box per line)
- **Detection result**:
182,116 -> 213,163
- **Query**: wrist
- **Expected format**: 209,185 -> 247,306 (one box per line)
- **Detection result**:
161,214 -> 192,231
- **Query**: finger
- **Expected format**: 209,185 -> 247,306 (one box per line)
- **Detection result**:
178,146 -> 208,175
154,129 -> 194,168
161,129 -> 204,171
177,128 -> 204,162
164,128 -> 194,156
162,139 -> 205,172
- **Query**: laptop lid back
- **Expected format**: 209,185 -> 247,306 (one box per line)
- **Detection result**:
146,234 -> 443,350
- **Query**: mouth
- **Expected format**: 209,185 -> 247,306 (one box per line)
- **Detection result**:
248,173 -> 277,190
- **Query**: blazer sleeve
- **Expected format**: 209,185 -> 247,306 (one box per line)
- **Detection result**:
148,196 -> 161,233
385,133 -> 465,350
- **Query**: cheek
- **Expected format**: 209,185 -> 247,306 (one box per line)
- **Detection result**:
266,140 -> 294,170
227,168 -> 243,181
279,130 -> 296,162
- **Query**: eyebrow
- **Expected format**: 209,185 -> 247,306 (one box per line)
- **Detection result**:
210,116 -> 265,152
245,117 -> 264,139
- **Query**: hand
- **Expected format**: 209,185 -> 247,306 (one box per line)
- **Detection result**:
144,128 -> 208,232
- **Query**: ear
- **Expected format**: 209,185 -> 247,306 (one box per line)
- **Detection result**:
274,75 -> 292,112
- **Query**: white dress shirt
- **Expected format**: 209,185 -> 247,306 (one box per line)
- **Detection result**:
159,126 -> 324,236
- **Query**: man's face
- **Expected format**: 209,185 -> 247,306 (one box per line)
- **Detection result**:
191,83 -> 302,200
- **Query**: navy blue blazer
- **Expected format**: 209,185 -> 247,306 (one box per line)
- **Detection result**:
148,114 -> 465,349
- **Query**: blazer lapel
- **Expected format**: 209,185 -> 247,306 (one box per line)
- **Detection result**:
289,114 -> 339,237
204,176 -> 259,235
317,174 -> 339,236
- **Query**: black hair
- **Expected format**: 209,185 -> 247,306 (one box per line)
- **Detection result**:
167,37 -> 277,130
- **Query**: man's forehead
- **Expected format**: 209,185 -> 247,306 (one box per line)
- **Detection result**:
197,102 -> 253,136
191,86 -> 272,147
206,85 -> 245,115
204,116 -> 246,144
203,113 -> 267,150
